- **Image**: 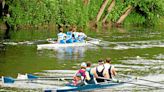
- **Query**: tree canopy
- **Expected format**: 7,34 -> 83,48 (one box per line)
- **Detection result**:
3,0 -> 164,29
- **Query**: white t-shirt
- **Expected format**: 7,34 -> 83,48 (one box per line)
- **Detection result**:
57,32 -> 66,42
73,32 -> 79,39
78,32 -> 87,41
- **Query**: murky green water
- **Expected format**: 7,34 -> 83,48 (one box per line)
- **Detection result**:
0,26 -> 164,91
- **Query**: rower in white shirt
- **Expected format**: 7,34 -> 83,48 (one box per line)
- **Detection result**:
72,27 -> 80,42
78,29 -> 87,42
57,28 -> 66,44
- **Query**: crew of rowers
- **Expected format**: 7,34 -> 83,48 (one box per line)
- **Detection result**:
57,27 -> 87,44
71,58 -> 117,86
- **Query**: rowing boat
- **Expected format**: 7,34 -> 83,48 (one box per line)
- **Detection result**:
44,81 -> 125,92
37,40 -> 100,50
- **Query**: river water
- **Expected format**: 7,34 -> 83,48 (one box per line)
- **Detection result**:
0,26 -> 164,91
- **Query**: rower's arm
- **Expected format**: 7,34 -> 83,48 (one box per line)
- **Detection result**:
112,66 -> 117,76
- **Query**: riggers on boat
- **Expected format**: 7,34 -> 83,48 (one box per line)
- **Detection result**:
44,81 -> 125,92
37,40 -> 100,50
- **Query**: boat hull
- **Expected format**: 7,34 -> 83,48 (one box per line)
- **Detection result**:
44,82 -> 124,92
37,40 -> 99,50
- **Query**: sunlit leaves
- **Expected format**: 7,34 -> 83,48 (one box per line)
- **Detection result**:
4,0 -> 164,28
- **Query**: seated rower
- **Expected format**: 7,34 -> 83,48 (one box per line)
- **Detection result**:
78,29 -> 87,42
85,62 -> 97,84
66,28 -> 73,43
92,59 -> 108,83
72,62 -> 87,86
57,28 -> 66,44
72,27 -> 80,43
104,58 -> 117,80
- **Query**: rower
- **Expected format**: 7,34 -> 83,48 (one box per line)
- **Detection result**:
73,62 -> 87,86
57,28 -> 66,44
85,62 -> 97,84
104,58 -> 117,79
72,27 -> 79,42
66,28 -> 73,43
78,29 -> 87,42
92,59 -> 108,83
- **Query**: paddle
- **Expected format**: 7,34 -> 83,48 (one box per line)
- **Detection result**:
96,77 -> 164,89
118,74 -> 164,85
1,74 -> 73,84
26,74 -> 73,80
86,37 -> 105,47
97,77 -> 120,83
23,38 -> 57,45
87,37 -> 101,41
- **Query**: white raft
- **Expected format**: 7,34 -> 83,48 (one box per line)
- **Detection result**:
37,40 -> 100,50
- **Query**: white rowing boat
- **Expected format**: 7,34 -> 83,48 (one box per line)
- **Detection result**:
37,40 -> 100,50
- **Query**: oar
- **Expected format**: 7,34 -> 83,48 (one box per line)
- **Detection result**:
26,74 -> 73,80
125,82 -> 164,89
87,37 -> 102,41
118,74 -> 164,85
1,76 -> 73,84
18,38 -> 57,45
87,41 -> 103,47
97,77 -> 120,83
97,77 -> 164,89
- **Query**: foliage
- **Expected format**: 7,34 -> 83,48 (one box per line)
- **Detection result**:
3,0 -> 164,29
5,0 -> 58,28
124,0 -> 164,25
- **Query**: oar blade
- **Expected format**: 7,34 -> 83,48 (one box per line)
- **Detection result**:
2,76 -> 15,83
27,74 -> 39,80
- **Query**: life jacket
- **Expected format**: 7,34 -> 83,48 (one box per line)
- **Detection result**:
96,65 -> 105,82
77,69 -> 86,79
72,69 -> 86,86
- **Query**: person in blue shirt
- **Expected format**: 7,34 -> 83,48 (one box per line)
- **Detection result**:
72,27 -> 80,43
66,28 -> 73,43
78,29 -> 87,42
85,62 -> 97,84
57,28 -> 66,44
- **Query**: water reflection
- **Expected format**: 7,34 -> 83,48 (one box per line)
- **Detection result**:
55,46 -> 91,60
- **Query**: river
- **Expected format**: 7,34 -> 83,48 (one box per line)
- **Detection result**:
0,26 -> 164,91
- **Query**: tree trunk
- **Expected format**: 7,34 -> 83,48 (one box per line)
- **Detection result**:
96,0 -> 109,22
102,0 -> 115,23
116,5 -> 133,25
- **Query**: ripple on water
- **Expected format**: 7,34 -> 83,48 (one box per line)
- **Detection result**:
104,40 -> 164,50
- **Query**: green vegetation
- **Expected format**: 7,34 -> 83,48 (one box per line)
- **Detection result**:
3,0 -> 164,29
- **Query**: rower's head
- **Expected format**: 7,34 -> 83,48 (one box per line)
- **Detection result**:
98,59 -> 104,65
69,28 -> 73,32
79,28 -> 83,32
86,62 -> 91,67
105,58 -> 111,64
72,26 -> 77,32
81,62 -> 87,69
59,27 -> 64,33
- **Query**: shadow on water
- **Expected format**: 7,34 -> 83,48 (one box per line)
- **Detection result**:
0,22 -> 10,54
